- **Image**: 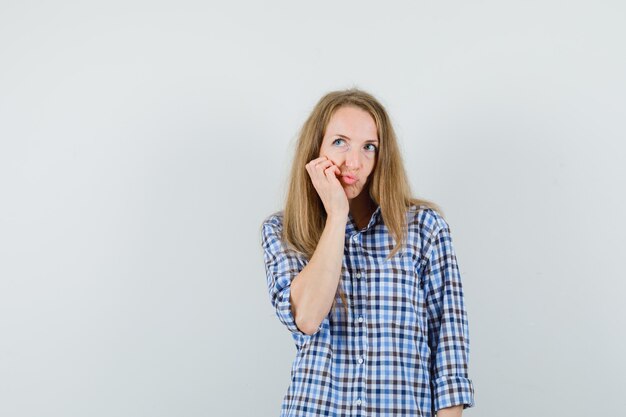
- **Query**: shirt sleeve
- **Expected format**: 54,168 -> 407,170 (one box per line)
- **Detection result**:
261,217 -> 323,344
423,218 -> 476,412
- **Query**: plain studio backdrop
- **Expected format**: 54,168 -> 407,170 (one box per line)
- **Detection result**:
1,1 -> 624,416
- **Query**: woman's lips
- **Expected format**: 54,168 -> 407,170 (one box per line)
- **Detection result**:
341,175 -> 357,185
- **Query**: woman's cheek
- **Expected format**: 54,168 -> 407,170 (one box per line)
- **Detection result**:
323,154 -> 341,168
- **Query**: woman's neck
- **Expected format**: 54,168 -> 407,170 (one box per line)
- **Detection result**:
349,192 -> 377,230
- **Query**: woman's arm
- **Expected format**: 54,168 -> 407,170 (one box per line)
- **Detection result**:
437,404 -> 463,417
290,213 -> 346,335
423,213 -> 475,411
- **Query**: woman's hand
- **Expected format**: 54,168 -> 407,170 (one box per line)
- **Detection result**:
305,156 -> 349,219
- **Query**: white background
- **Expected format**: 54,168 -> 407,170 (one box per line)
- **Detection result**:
1,1 -> 625,416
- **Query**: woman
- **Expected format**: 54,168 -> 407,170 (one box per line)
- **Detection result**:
260,88 -> 475,417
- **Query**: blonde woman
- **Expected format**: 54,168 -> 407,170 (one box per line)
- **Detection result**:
260,88 -> 475,417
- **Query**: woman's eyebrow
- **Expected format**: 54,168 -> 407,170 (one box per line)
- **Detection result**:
334,133 -> 379,143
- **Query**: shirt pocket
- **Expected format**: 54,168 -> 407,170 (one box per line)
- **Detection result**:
372,251 -> 421,326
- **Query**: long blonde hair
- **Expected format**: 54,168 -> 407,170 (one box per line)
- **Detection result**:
280,87 -> 443,318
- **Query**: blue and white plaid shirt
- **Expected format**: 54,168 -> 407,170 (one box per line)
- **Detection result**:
261,204 -> 475,416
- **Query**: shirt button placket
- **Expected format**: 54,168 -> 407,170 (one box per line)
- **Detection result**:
350,232 -> 366,414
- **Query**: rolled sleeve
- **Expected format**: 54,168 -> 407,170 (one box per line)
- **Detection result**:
423,217 -> 476,412
261,218 -> 322,344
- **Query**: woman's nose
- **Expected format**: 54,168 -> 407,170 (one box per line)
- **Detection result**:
344,148 -> 361,168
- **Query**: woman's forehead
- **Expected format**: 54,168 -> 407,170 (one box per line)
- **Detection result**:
326,107 -> 378,141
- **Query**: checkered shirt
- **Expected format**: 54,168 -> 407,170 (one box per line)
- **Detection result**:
261,204 -> 475,416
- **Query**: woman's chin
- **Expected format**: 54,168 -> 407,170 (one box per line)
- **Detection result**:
343,185 -> 361,198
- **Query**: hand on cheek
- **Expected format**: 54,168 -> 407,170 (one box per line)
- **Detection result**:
322,155 -> 341,176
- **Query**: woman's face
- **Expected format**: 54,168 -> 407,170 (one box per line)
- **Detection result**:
318,105 -> 379,200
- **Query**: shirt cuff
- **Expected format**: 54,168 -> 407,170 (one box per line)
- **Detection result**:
276,284 -> 323,345
432,375 -> 476,411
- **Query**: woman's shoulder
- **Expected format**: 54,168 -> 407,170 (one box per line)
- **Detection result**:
261,210 -> 285,231
407,203 -> 449,236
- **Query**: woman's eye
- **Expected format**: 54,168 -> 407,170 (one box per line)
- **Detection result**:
332,138 -> 345,146
365,144 -> 378,152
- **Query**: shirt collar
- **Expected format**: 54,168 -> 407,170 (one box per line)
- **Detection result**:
346,204 -> 382,235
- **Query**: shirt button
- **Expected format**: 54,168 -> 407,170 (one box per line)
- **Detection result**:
355,272 -> 361,279
351,234 -> 358,242
355,398 -> 362,406
357,356 -> 364,364
358,315 -> 364,323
